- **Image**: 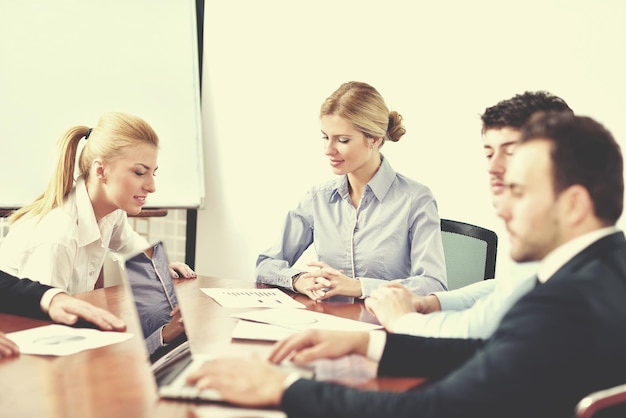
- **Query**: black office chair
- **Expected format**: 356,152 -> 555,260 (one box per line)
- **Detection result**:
575,383 -> 626,418
440,219 -> 498,290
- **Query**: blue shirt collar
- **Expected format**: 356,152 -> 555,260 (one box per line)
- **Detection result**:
331,155 -> 396,203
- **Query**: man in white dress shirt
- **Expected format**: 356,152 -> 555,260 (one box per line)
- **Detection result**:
365,91 -> 574,338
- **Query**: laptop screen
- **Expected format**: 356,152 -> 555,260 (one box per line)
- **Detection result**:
121,242 -> 188,363
119,242 -> 312,405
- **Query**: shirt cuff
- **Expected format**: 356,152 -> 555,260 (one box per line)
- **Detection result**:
282,371 -> 303,390
40,288 -> 67,313
431,291 -> 461,311
390,312 -> 428,335
366,330 -> 387,362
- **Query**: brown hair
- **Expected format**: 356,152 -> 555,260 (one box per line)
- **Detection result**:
521,111 -> 623,225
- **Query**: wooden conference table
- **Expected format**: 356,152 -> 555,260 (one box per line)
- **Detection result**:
0,276 -> 426,418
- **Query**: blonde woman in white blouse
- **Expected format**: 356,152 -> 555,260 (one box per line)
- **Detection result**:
0,112 -> 194,293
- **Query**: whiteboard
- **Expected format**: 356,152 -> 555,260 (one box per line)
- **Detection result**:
0,0 -> 204,209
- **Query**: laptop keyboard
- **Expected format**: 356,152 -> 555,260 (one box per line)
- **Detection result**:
157,355 -> 194,386
158,355 -> 223,401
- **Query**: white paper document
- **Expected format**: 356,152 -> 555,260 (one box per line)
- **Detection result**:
200,288 -> 305,308
7,324 -> 133,356
231,320 -> 298,341
232,308 -> 382,334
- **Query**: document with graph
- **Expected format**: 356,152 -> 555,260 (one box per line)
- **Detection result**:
200,288 -> 306,308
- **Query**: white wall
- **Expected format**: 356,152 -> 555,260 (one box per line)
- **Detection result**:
195,0 -> 626,281
0,0 -> 203,208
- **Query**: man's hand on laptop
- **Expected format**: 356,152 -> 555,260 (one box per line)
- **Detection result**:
48,293 -> 126,331
186,356 -> 288,407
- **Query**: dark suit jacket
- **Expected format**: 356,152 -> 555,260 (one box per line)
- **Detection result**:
0,270 -> 51,318
282,231 -> 626,418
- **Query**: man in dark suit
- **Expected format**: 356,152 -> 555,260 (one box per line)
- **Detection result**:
0,270 -> 126,357
187,112 -> 626,418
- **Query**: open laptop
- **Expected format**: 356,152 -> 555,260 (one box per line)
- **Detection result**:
120,241 -> 314,403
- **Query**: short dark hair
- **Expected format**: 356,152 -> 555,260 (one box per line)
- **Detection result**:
520,112 -> 623,225
481,91 -> 573,134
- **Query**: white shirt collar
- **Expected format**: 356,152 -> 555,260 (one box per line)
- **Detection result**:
537,226 -> 619,283
74,176 -> 101,246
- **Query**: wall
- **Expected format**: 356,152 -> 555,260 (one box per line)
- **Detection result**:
0,0 -> 204,209
196,0 -> 626,281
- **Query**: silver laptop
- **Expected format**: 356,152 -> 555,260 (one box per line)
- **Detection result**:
120,241 -> 313,402
121,242 -> 222,401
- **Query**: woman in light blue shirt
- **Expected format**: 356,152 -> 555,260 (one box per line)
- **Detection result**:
256,81 -> 447,301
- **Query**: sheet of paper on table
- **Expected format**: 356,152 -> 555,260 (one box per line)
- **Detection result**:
231,319 -> 297,341
6,324 -> 133,356
200,288 -> 305,308
232,308 -> 383,334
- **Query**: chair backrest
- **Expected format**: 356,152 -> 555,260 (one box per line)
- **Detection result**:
576,383 -> 626,418
440,219 -> 498,290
